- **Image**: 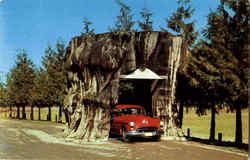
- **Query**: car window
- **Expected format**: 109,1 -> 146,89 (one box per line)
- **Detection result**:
111,109 -> 119,117
120,108 -> 146,115
120,108 -> 129,116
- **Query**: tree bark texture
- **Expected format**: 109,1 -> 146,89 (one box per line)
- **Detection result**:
17,106 -> 20,119
178,102 -> 184,128
30,105 -> 34,120
22,105 -> 26,120
38,106 -> 41,121
47,106 -> 51,121
235,104 -> 242,145
9,106 -> 12,118
58,105 -> 63,123
64,31 -> 187,141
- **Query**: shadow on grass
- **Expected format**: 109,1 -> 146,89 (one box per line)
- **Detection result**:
7,116 -> 66,125
185,136 -> 248,152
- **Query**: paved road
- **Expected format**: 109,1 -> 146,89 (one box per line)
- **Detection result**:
0,119 -> 247,160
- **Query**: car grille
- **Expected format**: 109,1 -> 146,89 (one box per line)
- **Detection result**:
136,127 -> 158,133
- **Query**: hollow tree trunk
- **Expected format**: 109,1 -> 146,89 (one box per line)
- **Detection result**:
67,103 -> 111,141
209,105 -> 216,141
63,70 -> 119,141
64,31 -> 187,141
235,103 -> 242,145
158,37 -> 184,138
64,36 -> 122,141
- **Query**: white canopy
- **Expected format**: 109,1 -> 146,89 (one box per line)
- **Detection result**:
120,68 -> 163,79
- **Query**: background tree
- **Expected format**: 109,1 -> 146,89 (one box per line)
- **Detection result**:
138,7 -> 153,31
186,41 -> 228,141
6,51 -> 36,119
0,76 -> 5,106
42,40 -> 67,122
0,86 -> 11,119
81,17 -> 95,37
0,82 -> 9,109
164,0 -> 198,46
30,68 -> 48,120
5,73 -> 15,118
202,0 -> 249,145
181,0 -> 249,143
0,75 -> 4,88
111,0 -> 135,32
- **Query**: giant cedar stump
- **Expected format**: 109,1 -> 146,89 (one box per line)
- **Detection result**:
63,31 -> 187,141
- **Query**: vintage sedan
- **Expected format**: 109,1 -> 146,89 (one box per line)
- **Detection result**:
110,104 -> 164,141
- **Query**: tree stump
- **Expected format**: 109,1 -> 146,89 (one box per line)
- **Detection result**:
64,31 -> 187,141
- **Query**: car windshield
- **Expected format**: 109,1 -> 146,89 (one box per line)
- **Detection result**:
120,108 -> 146,116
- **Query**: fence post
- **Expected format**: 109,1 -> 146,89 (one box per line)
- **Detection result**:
187,128 -> 190,138
218,133 -> 222,143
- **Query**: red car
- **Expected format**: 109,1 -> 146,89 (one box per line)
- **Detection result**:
110,104 -> 164,141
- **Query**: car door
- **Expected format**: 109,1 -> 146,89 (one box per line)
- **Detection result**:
110,109 -> 119,134
116,108 -> 127,134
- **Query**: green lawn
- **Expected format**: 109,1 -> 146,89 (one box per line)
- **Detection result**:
0,107 -> 248,144
182,108 -> 248,144
0,107 -> 66,123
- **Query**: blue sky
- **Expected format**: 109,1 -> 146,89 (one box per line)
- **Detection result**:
0,0 -> 220,82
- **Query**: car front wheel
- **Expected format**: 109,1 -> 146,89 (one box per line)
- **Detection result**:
122,128 -> 130,142
152,135 -> 161,141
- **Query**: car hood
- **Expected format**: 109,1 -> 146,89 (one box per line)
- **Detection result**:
121,115 -> 160,124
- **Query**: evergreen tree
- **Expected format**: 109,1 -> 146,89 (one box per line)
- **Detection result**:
0,75 -> 4,88
186,41 -> 227,140
30,68 -> 48,120
138,8 -> 153,31
0,76 -> 6,107
6,51 -> 36,119
164,0 -> 198,46
81,17 -> 95,37
203,0 -> 249,145
42,39 -> 67,122
0,84 -> 7,107
183,0 -> 249,144
111,0 -> 135,32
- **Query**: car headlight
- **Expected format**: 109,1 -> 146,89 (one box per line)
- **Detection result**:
160,121 -> 164,129
129,121 -> 135,127
129,122 -> 135,130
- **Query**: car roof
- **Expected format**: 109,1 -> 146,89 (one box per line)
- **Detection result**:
114,104 -> 144,110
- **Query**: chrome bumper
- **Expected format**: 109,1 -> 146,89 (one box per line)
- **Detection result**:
126,130 -> 164,137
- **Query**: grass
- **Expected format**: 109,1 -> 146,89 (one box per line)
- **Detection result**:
0,106 -> 66,123
182,108 -> 248,144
